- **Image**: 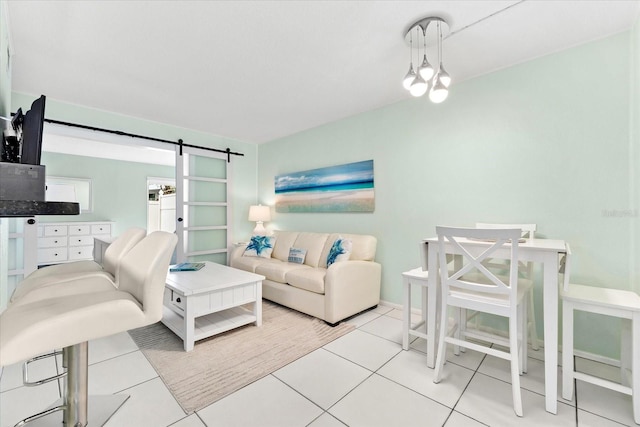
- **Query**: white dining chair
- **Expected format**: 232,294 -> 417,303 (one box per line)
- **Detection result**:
560,244 -> 640,424
433,226 -> 530,417
475,223 -> 539,351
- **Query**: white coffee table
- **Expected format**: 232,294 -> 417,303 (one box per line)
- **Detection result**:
161,261 -> 265,351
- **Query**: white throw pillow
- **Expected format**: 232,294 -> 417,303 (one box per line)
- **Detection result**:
326,237 -> 352,267
288,247 -> 307,264
243,235 -> 276,258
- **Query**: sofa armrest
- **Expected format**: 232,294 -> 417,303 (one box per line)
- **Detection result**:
230,243 -> 248,260
324,260 -> 381,324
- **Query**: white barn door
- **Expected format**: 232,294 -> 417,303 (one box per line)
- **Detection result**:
174,146 -> 231,265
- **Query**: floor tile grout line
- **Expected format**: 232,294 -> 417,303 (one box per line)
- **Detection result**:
269,372 -> 338,422
444,351 -> 489,425
319,371 -> 378,424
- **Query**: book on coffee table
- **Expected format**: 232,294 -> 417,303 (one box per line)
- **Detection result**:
170,262 -> 205,272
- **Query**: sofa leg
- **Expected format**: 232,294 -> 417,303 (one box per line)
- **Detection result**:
325,305 -> 379,327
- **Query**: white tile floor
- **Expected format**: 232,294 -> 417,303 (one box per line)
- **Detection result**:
1,305 -> 637,427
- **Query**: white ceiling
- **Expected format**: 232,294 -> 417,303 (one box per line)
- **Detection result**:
6,0 -> 640,145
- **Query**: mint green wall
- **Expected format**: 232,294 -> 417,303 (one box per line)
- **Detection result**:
11,94 -> 259,240
0,0 -> 11,309
259,31 -> 638,358
0,0 -> 10,117
37,152 -> 173,234
632,18 -> 640,294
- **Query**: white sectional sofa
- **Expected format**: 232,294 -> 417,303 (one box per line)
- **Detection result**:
230,231 -> 381,325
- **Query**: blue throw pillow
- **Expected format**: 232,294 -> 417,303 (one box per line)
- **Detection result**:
326,237 -> 352,267
243,235 -> 276,258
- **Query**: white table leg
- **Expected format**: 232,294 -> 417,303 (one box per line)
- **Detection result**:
543,253 -> 559,414
427,243 -> 439,365
402,276 -> 410,350
632,312 -> 639,424
426,275 -> 437,368
255,280 -> 263,327
183,297 -> 195,352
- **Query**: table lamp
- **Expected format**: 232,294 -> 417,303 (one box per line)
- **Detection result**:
248,204 -> 271,236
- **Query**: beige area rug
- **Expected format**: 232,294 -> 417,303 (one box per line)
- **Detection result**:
128,301 -> 354,414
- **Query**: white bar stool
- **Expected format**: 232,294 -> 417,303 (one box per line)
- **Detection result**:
402,267 -> 438,368
561,283 -> 640,424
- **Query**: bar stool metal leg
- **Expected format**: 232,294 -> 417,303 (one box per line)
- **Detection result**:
12,342 -> 129,427
64,343 -> 88,427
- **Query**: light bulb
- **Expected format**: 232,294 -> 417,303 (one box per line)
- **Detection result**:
409,73 -> 428,97
402,64 -> 416,90
438,63 -> 451,87
418,55 -> 434,80
429,75 -> 448,103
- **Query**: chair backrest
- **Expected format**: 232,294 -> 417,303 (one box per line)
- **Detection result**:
103,227 -> 147,280
476,222 -> 536,278
117,231 -> 178,323
475,223 -> 536,240
559,242 -> 572,292
437,226 -> 521,310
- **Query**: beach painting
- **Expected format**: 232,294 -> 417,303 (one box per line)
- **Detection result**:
275,160 -> 375,213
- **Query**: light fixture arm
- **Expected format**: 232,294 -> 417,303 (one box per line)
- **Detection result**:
403,16 -> 446,43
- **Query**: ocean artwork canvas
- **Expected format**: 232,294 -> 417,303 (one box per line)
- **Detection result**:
275,160 -> 374,213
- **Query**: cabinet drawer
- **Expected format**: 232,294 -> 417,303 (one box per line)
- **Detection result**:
38,236 -> 68,248
43,225 -> 68,237
163,288 -> 185,312
38,247 -> 68,264
69,225 -> 91,235
68,245 -> 94,260
69,236 -> 94,246
92,224 -> 111,235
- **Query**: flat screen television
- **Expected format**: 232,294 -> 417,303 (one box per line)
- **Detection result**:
19,95 -> 46,165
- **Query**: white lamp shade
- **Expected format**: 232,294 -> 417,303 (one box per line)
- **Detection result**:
409,74 -> 428,97
248,205 -> 271,222
429,77 -> 449,103
418,56 -> 434,81
402,64 -> 416,90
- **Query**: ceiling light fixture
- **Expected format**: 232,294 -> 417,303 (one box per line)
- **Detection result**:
402,17 -> 451,102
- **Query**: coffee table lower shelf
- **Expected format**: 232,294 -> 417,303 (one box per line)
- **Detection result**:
161,305 -> 257,350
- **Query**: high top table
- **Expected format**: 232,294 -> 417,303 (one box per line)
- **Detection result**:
161,261 -> 265,351
423,236 -> 568,414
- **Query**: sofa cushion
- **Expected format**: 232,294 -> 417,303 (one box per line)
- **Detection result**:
232,255 -> 280,273
255,261 -> 310,283
292,232 -> 329,268
286,268 -> 326,294
271,231 -> 299,262
244,235 -> 276,258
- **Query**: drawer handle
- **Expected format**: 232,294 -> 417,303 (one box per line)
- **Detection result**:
54,240 -> 58,243
176,297 -> 181,303
54,229 -> 58,232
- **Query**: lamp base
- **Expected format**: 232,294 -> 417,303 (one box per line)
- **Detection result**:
253,221 -> 267,236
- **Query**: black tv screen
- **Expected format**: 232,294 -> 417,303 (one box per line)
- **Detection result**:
20,95 -> 46,165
